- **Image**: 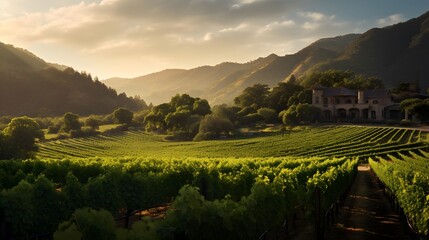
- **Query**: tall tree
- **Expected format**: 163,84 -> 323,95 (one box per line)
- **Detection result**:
234,84 -> 270,109
62,112 -> 81,133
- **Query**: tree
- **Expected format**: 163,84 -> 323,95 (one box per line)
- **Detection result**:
165,110 -> 191,131
193,99 -> 211,116
113,108 -> 134,125
84,116 -> 100,130
234,84 -> 270,108
211,104 -> 240,124
194,115 -> 234,141
400,98 -> 422,114
282,104 -> 320,125
401,98 -> 429,123
171,94 -> 195,110
3,117 -> 44,159
266,82 -> 304,112
62,112 -> 81,133
300,70 -> 383,89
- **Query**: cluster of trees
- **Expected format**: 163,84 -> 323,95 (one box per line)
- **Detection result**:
143,94 -> 216,140
232,78 -> 314,126
0,107 -> 139,160
299,70 -> 384,89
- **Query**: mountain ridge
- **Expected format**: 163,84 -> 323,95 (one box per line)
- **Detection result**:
105,11 -> 429,105
0,42 -> 146,116
104,33 -> 360,104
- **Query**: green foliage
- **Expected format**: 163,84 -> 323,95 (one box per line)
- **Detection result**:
2,117 -> 44,159
143,94 -> 211,136
266,82 -> 304,112
257,108 -> 277,123
370,154 -> 429,235
193,99 -> 211,116
0,125 -> 427,238
84,115 -> 101,130
37,126 -> 428,160
165,110 -> 191,131
234,84 -> 270,109
282,104 -> 321,125
239,113 -> 264,125
194,115 -> 233,141
400,98 -> 429,122
54,208 -> 117,240
113,108 -> 134,125
62,112 -> 81,133
211,104 -> 240,124
300,70 -> 384,89
0,60 -> 146,116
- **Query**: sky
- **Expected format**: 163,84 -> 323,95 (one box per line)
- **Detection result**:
1,0 -> 429,79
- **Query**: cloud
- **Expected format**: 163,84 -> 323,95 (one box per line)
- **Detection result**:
299,11 -> 335,22
257,20 -> 295,33
377,14 -> 403,27
0,0 -> 366,78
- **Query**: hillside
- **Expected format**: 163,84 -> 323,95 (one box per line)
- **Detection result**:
104,34 -> 359,104
105,11 -> 429,105
0,42 -> 146,116
310,11 -> 429,90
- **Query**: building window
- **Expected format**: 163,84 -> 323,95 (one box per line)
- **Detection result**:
346,99 -> 352,104
315,96 -> 320,104
373,100 -> 378,104
371,111 -> 376,119
336,98 -> 340,104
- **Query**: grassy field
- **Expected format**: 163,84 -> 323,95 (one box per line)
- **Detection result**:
37,125 -> 429,159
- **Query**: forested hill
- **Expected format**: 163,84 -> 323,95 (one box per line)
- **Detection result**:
0,42 -> 146,117
105,10 -> 429,105
310,11 -> 429,90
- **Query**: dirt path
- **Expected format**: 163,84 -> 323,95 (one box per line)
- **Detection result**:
325,165 -> 408,240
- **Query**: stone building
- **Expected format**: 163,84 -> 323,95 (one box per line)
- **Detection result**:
312,85 -> 401,121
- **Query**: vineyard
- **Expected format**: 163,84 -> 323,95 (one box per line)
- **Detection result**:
37,126 -> 429,159
0,125 -> 428,239
1,155 -> 358,239
370,150 -> 429,236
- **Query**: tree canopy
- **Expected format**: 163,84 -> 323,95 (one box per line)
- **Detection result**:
62,112 -> 81,133
113,108 -> 134,125
1,116 -> 44,159
234,84 -> 270,109
300,70 -> 384,89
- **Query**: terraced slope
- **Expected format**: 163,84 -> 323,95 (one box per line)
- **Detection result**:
37,126 -> 429,159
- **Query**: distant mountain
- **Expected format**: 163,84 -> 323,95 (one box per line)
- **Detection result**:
104,34 -> 360,105
0,42 -> 145,116
308,11 -> 429,91
105,11 -> 429,105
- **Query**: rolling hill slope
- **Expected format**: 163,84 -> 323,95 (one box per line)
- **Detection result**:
104,34 -> 359,104
0,42 -> 146,116
105,11 -> 429,105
